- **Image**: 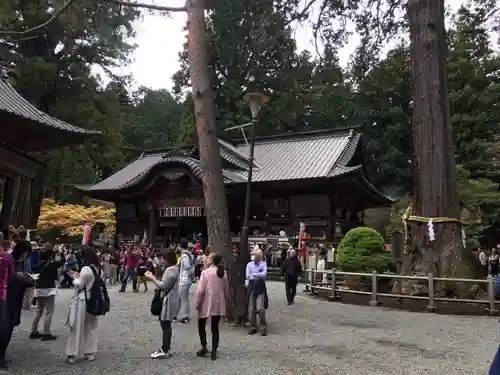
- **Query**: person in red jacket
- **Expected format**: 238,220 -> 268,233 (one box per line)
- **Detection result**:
119,247 -> 139,292
299,241 -> 306,267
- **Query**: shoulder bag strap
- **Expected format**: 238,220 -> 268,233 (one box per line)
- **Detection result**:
164,280 -> 176,296
160,273 -> 177,297
82,265 -> 99,301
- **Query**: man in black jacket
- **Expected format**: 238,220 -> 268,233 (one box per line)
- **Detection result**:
281,249 -> 302,305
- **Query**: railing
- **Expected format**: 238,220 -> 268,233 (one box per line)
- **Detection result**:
305,268 -> 499,315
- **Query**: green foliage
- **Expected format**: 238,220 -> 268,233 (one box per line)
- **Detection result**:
336,227 -> 395,273
384,165 -> 500,239
348,1 -> 500,195
354,45 -> 413,191
172,0 -> 355,139
448,4 -> 500,180
0,0 -> 186,203
456,165 -> 500,239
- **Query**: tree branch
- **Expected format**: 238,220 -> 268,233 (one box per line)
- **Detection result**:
284,0 -> 316,26
107,0 -> 186,12
0,0 -> 77,37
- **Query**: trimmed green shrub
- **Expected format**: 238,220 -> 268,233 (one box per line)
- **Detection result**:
336,227 -> 396,273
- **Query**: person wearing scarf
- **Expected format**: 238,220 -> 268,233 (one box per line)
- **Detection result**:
246,248 -> 268,336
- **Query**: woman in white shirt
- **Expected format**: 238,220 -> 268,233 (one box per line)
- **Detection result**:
66,247 -> 101,364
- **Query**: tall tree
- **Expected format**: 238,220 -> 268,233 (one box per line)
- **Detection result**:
124,88 -> 184,159
185,0 -> 235,316
448,2 -> 500,180
174,0 -> 304,134
404,0 -> 468,281
284,0 -> 485,281
173,0 -> 356,138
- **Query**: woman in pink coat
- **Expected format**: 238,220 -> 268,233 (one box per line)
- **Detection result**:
195,252 -> 229,360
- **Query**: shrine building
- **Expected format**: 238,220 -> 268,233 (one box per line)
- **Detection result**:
0,77 -> 98,230
78,128 -> 395,245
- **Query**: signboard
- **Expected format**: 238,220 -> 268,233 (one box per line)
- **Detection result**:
157,197 -> 205,208
158,206 -> 204,218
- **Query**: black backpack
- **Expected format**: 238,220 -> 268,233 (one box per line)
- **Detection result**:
84,265 -> 110,316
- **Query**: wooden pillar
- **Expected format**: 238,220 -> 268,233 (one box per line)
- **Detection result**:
0,176 -> 16,230
327,195 -> 333,241
148,203 -> 158,246
29,169 -> 46,229
11,175 -> 30,227
133,203 -> 140,242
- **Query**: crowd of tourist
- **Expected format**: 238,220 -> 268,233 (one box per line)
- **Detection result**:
0,229 -> 279,369
477,247 -> 500,277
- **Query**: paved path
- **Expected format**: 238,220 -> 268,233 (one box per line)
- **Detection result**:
5,281 -> 498,375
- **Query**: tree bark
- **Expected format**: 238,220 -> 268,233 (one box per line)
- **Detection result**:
186,0 -> 236,317
403,0 -> 472,291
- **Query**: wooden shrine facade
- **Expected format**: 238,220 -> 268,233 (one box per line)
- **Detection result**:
0,141 -> 45,228
0,77 -> 99,230
79,129 -> 395,245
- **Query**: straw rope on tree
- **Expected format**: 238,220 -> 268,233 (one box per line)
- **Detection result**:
401,203 -> 466,247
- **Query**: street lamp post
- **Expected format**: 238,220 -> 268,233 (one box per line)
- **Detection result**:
239,92 -> 268,284
225,92 -> 268,324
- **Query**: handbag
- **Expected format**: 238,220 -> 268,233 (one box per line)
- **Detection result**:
22,287 -> 34,310
150,281 -> 176,316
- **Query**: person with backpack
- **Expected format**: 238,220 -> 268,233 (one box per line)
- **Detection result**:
178,239 -> 194,323
65,246 -> 109,364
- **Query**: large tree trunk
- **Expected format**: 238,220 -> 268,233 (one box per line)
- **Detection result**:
186,0 -> 237,318
403,0 -> 472,294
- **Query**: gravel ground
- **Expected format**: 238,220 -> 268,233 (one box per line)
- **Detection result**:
4,281 -> 498,375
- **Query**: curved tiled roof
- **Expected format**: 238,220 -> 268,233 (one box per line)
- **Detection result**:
0,79 -> 99,135
79,128 -> 395,205
232,131 -> 352,181
80,129 -> 363,192
83,154 -> 246,192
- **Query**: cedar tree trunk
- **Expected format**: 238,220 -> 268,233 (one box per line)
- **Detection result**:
186,0 -> 236,317
403,0 -> 472,293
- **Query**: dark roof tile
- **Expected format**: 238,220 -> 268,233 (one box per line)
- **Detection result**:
231,132 -> 353,182
81,129 -> 363,192
0,79 -> 99,135
85,154 -> 246,192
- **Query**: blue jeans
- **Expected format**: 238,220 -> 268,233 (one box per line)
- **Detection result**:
490,346 -> 500,375
178,283 -> 192,319
120,269 -> 137,291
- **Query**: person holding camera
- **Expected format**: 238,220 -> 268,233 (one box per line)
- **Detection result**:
29,244 -> 64,341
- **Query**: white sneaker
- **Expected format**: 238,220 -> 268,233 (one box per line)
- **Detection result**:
150,349 -> 171,359
84,353 -> 96,361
